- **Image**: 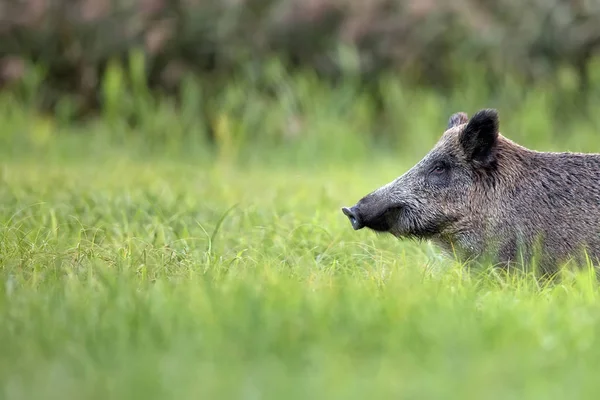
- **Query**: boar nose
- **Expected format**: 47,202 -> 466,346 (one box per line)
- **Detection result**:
342,206 -> 364,230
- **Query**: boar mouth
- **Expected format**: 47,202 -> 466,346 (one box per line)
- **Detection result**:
400,211 -> 459,240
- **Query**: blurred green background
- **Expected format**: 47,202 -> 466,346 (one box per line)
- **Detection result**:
2,0 -> 600,162
3,1 -> 600,399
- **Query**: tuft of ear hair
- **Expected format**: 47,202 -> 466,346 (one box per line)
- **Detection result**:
459,108 -> 499,167
447,112 -> 469,129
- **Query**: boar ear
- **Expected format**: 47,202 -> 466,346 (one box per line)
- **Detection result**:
447,112 -> 469,129
459,108 -> 499,167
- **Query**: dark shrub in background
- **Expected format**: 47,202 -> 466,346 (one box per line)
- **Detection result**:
1,0 -> 599,120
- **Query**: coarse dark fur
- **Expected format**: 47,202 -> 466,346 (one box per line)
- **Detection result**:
342,108 -> 600,275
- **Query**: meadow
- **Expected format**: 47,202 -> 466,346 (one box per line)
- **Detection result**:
3,63 -> 600,399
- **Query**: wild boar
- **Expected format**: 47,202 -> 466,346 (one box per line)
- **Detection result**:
342,109 -> 600,274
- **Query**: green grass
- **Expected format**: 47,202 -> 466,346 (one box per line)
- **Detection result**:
3,66 -> 600,399
2,149 -> 600,400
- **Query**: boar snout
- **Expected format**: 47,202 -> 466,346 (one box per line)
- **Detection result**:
342,206 -> 364,230
342,189 -> 400,233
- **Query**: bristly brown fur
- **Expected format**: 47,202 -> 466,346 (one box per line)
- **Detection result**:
344,108 -> 600,275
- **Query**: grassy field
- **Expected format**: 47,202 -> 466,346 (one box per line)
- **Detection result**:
3,71 -> 600,399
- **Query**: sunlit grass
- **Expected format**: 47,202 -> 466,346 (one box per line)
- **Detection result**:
1,152 -> 600,399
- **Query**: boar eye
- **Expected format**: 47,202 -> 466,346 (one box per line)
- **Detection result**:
432,165 -> 446,174
428,162 -> 451,186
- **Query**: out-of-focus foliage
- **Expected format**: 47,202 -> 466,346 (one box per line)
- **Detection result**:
1,0 -> 600,118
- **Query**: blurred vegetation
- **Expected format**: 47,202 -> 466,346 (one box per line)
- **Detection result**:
2,1 -> 600,116
1,0 -> 600,164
